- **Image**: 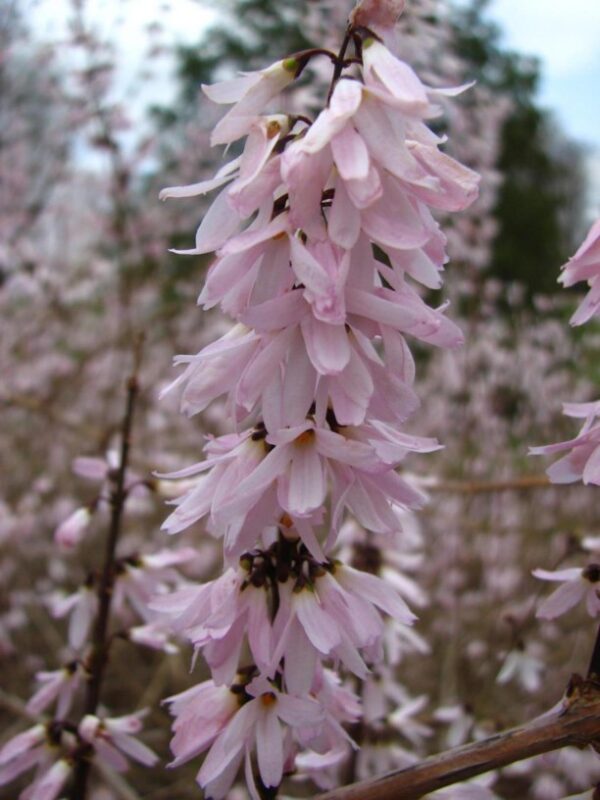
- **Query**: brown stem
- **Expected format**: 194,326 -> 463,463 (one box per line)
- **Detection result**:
317,679 -> 600,800
327,27 -> 354,104
430,475 -> 552,494
69,340 -> 143,799
588,624 -> 600,680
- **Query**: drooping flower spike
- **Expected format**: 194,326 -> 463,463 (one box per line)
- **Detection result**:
159,1 -> 479,795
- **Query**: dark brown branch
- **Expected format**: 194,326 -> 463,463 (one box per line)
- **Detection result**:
327,27 -> 354,103
69,339 -> 143,799
588,624 -> 600,680
317,680 -> 600,800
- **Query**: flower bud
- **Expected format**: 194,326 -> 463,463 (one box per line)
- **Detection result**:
54,506 -> 92,549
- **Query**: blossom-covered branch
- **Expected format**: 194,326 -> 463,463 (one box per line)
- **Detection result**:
157,0 -> 482,796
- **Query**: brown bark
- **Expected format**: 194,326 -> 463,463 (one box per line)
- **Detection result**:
318,678 -> 600,800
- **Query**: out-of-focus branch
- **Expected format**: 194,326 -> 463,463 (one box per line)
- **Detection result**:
69,338 -> 143,800
0,687 -> 36,721
318,678 -> 600,800
1,395 -> 96,438
430,475 -> 552,494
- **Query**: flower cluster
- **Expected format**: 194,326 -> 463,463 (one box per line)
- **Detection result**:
159,2 -> 479,796
0,447 -> 192,798
532,218 -> 600,621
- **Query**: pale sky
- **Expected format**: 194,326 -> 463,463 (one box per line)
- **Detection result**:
28,0 -> 600,210
487,0 -> 600,214
488,0 -> 600,148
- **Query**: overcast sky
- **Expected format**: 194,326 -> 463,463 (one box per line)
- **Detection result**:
489,0 -> 600,149
30,0 -> 600,210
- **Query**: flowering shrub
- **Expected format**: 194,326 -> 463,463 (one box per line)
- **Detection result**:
1,1 -> 600,800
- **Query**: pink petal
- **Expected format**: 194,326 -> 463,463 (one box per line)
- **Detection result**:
361,188 -> 430,250
537,581 -> 585,619
282,441 -> 326,516
338,566 -> 416,624
203,73 -> 260,104
0,726 -> 45,766
295,592 -> 341,653
256,710 -> 283,788
216,444 -> 292,520
331,125 -> 370,181
72,457 -> 107,481
301,316 -> 350,375
283,625 -> 318,694
362,41 -> 428,114
192,186 -> 242,255
159,157 -> 241,200
220,213 -> 289,256
345,163 -> 383,209
329,178 -> 361,248
276,692 -> 323,727
29,759 -> 70,800
242,291 -> 307,332
533,568 -> 583,582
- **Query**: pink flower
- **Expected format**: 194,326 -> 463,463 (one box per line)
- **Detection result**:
26,758 -> 71,800
203,59 -> 299,146
54,506 -> 92,550
73,451 -> 148,500
533,565 -> 600,619
0,724 -> 72,800
496,646 -> 544,692
389,693 -> 432,747
128,622 -> 179,654
530,402 -> 600,485
49,583 -> 97,650
0,724 -> 47,781
79,711 -> 159,772
197,676 -> 322,799
26,662 -> 82,718
270,562 -> 416,690
558,218 -> 600,325
166,679 -> 244,767
158,13 -> 481,799
154,566 -> 272,684
112,546 -> 197,621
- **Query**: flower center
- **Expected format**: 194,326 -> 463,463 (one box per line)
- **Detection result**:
260,692 -> 277,707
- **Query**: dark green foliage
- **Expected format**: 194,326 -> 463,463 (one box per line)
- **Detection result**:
451,0 -> 586,299
171,0 -> 319,113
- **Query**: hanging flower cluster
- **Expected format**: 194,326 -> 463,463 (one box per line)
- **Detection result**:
159,2 -> 479,796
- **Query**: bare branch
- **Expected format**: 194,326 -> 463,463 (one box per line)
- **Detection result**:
430,475 -> 552,494
318,679 -> 600,800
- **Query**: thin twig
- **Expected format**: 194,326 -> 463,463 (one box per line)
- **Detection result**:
69,338 -> 144,799
588,624 -> 600,680
0,687 -> 38,721
327,26 -> 354,103
430,475 -> 552,494
318,680 -> 600,800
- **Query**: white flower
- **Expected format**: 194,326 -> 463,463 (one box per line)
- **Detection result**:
497,647 -> 544,692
